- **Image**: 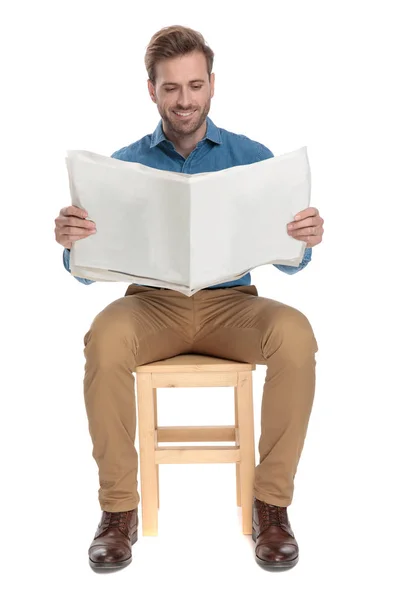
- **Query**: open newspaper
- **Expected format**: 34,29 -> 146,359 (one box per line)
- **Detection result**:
66,146 -> 311,296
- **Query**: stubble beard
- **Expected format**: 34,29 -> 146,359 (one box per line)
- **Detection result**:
161,98 -> 211,138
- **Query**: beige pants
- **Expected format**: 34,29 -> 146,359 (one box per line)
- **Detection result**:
83,283 -> 318,511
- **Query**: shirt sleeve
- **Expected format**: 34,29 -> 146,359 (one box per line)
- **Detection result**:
111,147 -> 127,160
273,247 -> 312,274
255,143 -> 274,161
62,248 -> 95,285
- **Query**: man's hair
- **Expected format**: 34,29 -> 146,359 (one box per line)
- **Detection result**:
145,25 -> 214,85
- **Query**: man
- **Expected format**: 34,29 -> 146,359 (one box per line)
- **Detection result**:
54,25 -> 324,572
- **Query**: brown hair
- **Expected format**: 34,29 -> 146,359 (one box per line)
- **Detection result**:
145,25 -> 214,85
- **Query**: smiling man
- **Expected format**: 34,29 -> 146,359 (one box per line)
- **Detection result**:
56,25 -> 324,573
149,54 -> 212,159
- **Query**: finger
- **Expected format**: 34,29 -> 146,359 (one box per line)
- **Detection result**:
288,217 -> 319,230
289,225 -> 320,236
60,206 -> 88,219
56,215 -> 96,230
69,217 -> 96,229
62,225 -> 97,236
294,207 -> 319,221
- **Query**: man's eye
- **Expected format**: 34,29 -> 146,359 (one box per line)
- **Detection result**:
165,86 -> 202,92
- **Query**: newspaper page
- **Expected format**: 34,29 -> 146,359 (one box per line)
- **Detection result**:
66,146 -> 311,296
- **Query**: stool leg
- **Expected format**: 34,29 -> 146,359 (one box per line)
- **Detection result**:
236,372 -> 256,535
137,372 -> 158,535
153,388 -> 160,510
234,387 -> 241,508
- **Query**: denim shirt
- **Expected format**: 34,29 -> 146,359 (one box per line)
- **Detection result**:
63,116 -> 312,285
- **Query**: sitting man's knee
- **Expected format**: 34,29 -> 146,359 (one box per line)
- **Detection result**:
262,306 -> 318,363
83,310 -> 137,366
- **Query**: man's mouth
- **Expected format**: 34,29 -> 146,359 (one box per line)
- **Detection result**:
173,110 -> 196,119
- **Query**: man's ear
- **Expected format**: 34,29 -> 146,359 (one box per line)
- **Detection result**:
210,72 -> 215,98
147,79 -> 157,103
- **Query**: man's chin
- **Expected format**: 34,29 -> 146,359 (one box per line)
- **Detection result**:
168,115 -> 202,133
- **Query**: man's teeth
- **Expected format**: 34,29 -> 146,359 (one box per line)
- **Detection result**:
175,111 -> 194,116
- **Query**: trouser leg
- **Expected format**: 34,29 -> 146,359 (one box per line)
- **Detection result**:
191,285 -> 319,507
83,285 -> 193,511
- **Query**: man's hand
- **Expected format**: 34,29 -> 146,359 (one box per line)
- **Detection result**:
287,207 -> 324,248
54,206 -> 97,250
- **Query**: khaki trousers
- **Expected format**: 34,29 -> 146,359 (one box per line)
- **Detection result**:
83,284 -> 318,511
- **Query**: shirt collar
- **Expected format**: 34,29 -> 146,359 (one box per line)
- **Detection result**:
150,115 -> 222,148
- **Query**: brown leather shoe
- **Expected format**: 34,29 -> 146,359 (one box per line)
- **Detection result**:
88,508 -> 139,571
252,497 -> 299,570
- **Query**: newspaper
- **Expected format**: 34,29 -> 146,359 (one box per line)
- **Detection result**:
66,146 -> 311,296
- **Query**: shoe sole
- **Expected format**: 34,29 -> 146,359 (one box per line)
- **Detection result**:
89,530 -> 138,572
252,528 -> 299,571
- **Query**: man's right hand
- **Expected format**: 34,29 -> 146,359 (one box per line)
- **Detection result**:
54,206 -> 97,250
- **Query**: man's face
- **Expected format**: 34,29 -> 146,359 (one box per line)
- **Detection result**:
148,51 -> 215,138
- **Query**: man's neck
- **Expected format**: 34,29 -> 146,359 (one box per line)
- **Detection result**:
162,119 -> 207,159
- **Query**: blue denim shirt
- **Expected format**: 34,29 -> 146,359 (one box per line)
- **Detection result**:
63,116 -> 312,286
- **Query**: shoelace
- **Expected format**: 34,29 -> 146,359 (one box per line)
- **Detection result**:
257,500 -> 287,528
103,510 -> 131,534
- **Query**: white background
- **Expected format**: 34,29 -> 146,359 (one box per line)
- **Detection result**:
1,0 -> 399,597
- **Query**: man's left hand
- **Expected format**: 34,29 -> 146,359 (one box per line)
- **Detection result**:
287,207 -> 324,248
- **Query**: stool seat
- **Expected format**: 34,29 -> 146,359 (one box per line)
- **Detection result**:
134,353 -> 256,536
136,353 -> 255,372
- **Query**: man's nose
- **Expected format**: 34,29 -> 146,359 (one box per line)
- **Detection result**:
177,88 -> 193,107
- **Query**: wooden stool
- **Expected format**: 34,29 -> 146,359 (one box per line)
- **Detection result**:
135,353 -> 256,536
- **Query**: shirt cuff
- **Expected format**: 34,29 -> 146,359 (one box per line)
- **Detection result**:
273,247 -> 312,274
